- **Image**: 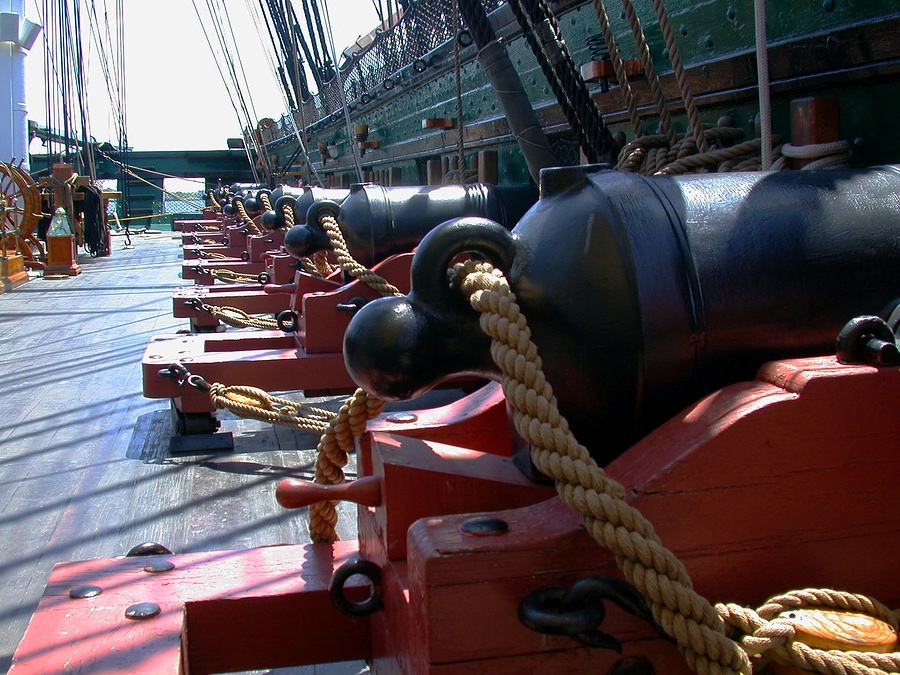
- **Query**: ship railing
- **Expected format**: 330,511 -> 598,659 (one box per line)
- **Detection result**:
269,0 -> 504,144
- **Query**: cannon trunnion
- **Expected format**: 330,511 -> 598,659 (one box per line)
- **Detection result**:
345,166 -> 900,463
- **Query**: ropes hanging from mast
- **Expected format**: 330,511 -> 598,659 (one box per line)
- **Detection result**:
245,0 -> 323,185
35,0 -> 129,182
191,0 -> 268,183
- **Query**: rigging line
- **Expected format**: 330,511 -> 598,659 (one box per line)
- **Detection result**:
219,1 -> 275,177
272,0 -> 304,106
308,0 -> 333,78
199,0 -> 261,170
85,0 -> 125,141
99,156 -> 207,183
320,0 -> 363,182
96,151 -> 207,207
190,0 -> 260,182
254,0 -> 297,107
73,1 -> 96,178
244,1 -> 321,185
299,0 -> 324,76
210,0 -> 265,152
284,2 -> 315,98
287,2 -> 324,95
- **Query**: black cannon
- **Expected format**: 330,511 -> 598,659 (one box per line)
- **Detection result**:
260,186 -> 351,230
284,182 -> 539,268
344,165 -> 900,463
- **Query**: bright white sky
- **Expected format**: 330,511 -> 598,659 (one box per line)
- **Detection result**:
23,0 -> 380,152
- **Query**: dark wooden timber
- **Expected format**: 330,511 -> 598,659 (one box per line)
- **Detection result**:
0,233 -> 381,674
316,12 -> 900,173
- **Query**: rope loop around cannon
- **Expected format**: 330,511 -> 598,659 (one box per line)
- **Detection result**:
448,259 -> 900,675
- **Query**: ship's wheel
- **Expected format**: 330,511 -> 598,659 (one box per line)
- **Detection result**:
0,161 -> 44,267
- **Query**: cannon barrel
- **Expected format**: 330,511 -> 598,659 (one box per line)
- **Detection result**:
344,165 -> 900,463
261,186 -> 351,229
284,182 -> 538,267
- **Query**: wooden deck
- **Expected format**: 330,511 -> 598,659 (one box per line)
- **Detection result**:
0,233 -> 377,673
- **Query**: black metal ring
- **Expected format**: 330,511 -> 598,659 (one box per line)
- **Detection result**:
518,586 -> 606,637
329,559 -> 384,617
257,272 -> 271,285
276,310 -> 298,332
835,315 -> 897,364
240,251 -> 250,261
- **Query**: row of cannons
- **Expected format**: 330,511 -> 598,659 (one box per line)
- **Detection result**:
12,165 -> 900,673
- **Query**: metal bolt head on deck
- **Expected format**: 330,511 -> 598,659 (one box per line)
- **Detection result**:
385,412 -> 418,423
143,560 -> 176,574
69,585 -> 103,599
125,602 -> 161,620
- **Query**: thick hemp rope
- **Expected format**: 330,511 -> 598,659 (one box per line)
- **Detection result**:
208,382 -> 336,433
206,267 -> 266,284
235,199 -> 263,235
450,259 -> 899,675
198,303 -> 279,330
318,211 -> 402,296
305,230 -> 405,542
308,388 -> 387,542
592,0 -> 643,138
275,201 -> 336,277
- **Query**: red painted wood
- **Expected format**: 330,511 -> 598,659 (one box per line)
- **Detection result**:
278,475 -> 383,509
391,357 -> 900,672
182,243 -> 248,259
368,433 -> 556,560
10,541 -> 370,675
181,258 -> 266,282
263,252 -> 298,284
301,253 -> 413,353
246,228 -> 285,261
141,330 -> 355,411
173,219 -> 223,233
361,381 -> 513,476
144,254 -> 416,412
171,285 -> 290,323
17,357 -> 899,673
181,231 -> 225,245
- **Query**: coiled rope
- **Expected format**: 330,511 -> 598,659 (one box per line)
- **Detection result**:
259,192 -> 273,211
208,383 -> 336,433
303,257 -> 900,671
450,259 -> 900,675
192,301 -> 279,330
205,267 -> 267,284
616,125 -> 784,174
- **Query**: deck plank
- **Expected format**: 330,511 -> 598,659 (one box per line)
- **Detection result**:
0,233 -> 361,672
